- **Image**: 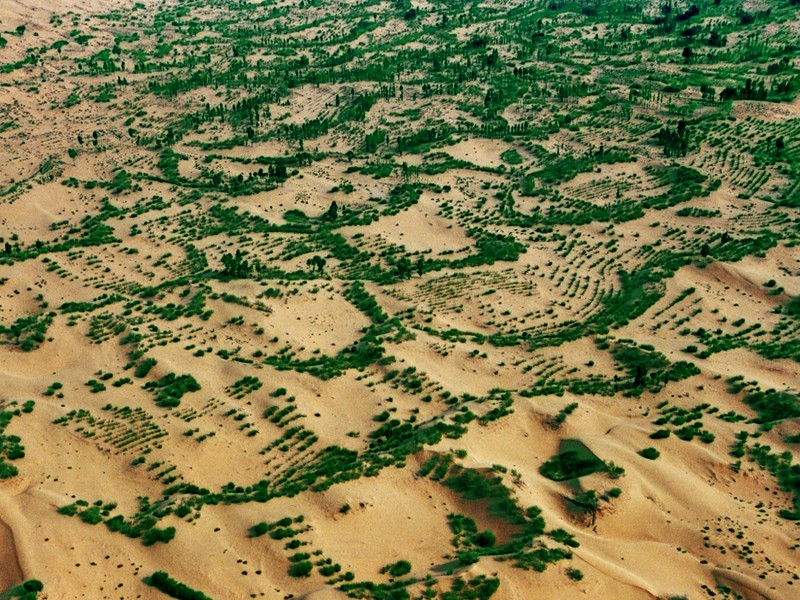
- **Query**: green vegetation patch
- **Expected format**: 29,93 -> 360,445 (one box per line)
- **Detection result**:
144,373 -> 201,408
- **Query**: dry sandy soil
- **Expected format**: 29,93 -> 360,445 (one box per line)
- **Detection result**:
0,1 -> 798,599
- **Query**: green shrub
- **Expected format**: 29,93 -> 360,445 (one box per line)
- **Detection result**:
249,522 -> 269,537
146,571 -> 213,600
134,357 -> 157,378
78,507 -> 103,525
566,567 -> 584,581
142,526 -> 176,546
381,559 -> 412,577
638,447 -> 660,460
287,561 -> 313,577
540,449 -> 606,481
144,373 -> 200,408
473,530 -> 496,548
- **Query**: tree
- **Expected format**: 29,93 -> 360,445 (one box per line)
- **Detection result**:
657,122 -> 690,157
776,136 -> 785,155
221,249 -> 251,278
415,257 -> 425,276
487,48 -> 500,68
306,255 -> 326,273
633,363 -> 647,387
682,46 -> 693,63
394,256 -> 412,280
570,489 -> 599,524
323,201 -> 338,221
708,31 -> 726,47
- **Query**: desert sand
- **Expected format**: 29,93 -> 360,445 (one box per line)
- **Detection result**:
0,1 -> 798,599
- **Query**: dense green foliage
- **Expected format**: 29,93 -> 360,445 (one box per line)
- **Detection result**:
144,373 -> 201,408
145,571 -> 213,600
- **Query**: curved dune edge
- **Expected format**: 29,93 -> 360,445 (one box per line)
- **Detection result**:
713,569 -> 777,600
0,510 -> 24,591
0,482 -> 40,592
572,548 -> 657,599
301,587 -> 349,600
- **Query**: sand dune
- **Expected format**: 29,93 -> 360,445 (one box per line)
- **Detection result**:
0,0 -> 799,599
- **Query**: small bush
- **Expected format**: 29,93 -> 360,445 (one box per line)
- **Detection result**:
78,507 -> 103,525
381,559 -> 412,577
566,567 -> 584,581
248,522 -> 269,537
638,447 -> 661,460
473,530 -> 496,548
288,561 -> 313,577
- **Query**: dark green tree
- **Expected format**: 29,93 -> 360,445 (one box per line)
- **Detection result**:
221,249 -> 251,278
